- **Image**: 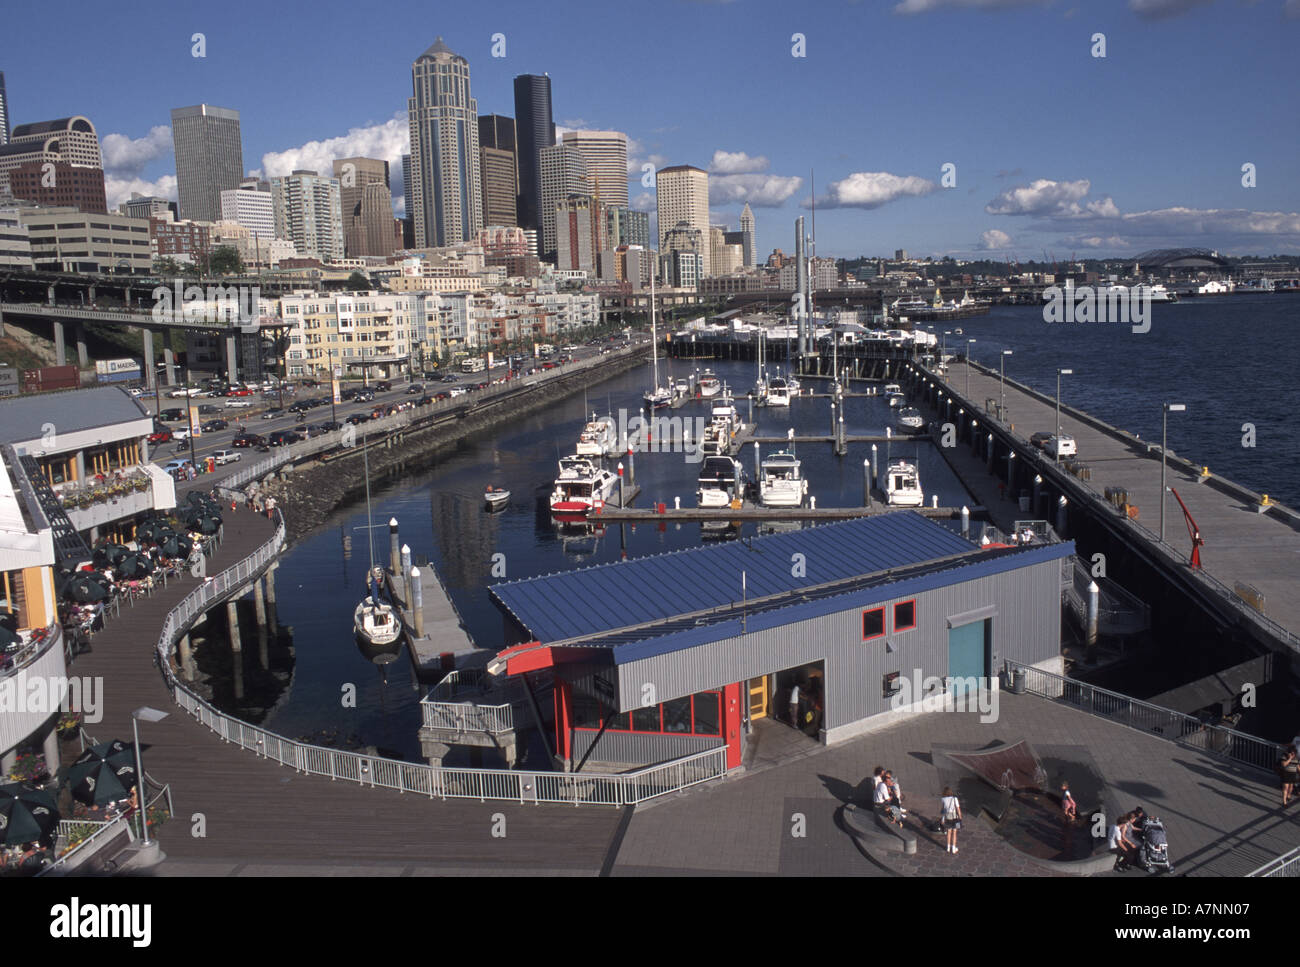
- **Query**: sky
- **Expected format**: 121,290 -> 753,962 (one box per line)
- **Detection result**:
4,0 -> 1298,261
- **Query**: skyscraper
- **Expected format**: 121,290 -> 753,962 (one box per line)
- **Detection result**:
740,203 -> 756,269
478,115 -> 518,228
0,116 -> 105,203
400,153 -> 413,247
539,143 -> 588,263
171,104 -> 244,223
0,72 -> 10,146
271,169 -> 343,261
560,130 -> 628,208
333,157 -> 393,257
220,179 -> 274,239
408,37 -> 482,248
512,74 -> 554,233
656,165 -> 710,276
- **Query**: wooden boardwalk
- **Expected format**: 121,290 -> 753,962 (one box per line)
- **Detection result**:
944,359 -> 1300,652
66,509 -> 624,875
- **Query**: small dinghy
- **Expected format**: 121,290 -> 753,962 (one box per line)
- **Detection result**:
484,486 -> 510,509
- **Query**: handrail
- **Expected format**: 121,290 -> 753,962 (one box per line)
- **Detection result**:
149,512 -> 728,806
1003,659 -> 1280,772
0,621 -> 61,681
38,815 -> 133,875
1247,845 -> 1300,877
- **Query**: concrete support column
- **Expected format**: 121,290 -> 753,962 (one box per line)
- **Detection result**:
163,329 -> 177,387
89,525 -> 99,544
53,320 -> 66,367
42,727 -> 60,776
252,579 -> 269,669
264,565 -> 278,633
0,749 -> 15,776
411,567 -> 425,638
75,322 -> 89,368
142,329 -> 156,389
74,451 -> 86,483
47,284 -> 56,306
224,334 -> 238,385
178,632 -> 195,680
227,600 -> 244,701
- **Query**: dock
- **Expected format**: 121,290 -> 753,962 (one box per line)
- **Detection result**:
590,504 -> 986,523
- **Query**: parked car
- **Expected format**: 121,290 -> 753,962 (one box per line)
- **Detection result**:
416,395 -> 433,406
213,449 -> 241,465
197,404 -> 219,415
159,408 -> 185,422
346,413 -> 371,425
261,408 -> 284,420
147,429 -> 173,445
406,383 -> 424,395
225,399 -> 253,408
301,378 -> 319,388
168,387 -> 201,398
1045,434 -> 1077,458
232,432 -> 265,448
1030,431 -> 1053,450
200,419 -> 228,432
375,380 -> 392,392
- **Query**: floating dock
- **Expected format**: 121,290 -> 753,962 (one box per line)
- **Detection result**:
589,504 -> 987,523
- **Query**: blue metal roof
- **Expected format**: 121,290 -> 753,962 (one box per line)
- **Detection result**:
490,511 -> 981,644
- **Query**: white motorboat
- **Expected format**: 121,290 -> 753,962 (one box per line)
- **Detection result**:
1135,283 -> 1178,303
896,406 -> 925,432
675,378 -> 691,396
698,370 -> 722,398
786,375 -> 801,396
759,449 -> 808,508
879,459 -> 924,507
765,376 -> 792,407
550,454 -> 619,514
884,382 -> 905,407
484,486 -> 510,509
575,413 -> 618,458
697,455 -> 746,509
701,393 -> 740,456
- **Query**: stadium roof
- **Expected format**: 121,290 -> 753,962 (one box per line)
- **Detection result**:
1132,248 -> 1231,269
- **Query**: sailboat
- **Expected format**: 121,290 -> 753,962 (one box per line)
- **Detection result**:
353,431 -> 401,646
643,273 -> 672,411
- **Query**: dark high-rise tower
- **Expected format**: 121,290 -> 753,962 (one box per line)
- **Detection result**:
512,74 -> 554,233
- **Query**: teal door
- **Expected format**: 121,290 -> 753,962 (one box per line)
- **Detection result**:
947,620 -> 987,697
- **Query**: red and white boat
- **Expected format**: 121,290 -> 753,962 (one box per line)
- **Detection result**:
549,455 -> 618,515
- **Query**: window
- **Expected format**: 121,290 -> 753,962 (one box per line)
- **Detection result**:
894,600 -> 916,632
863,607 -> 885,640
662,697 -> 691,733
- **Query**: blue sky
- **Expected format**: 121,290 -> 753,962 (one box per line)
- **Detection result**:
5,0 -> 1298,260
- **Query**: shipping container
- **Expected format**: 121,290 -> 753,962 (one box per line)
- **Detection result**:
95,357 -> 142,382
22,365 -> 81,394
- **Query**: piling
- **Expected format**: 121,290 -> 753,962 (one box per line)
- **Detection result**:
227,599 -> 244,701
252,578 -> 269,669
627,446 -> 635,485
264,564 -> 278,633
1056,496 -> 1069,538
388,518 -> 400,574
871,444 -> 878,484
618,461 -> 625,506
411,567 -> 425,638
837,415 -> 847,456
178,632 -> 195,680
401,543 -> 412,576
961,505 -> 970,538
863,459 -> 872,507
1086,581 -> 1100,649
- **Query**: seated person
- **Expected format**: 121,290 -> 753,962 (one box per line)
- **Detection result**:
873,773 -> 903,826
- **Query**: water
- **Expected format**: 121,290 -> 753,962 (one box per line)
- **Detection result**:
264,294 -> 1300,756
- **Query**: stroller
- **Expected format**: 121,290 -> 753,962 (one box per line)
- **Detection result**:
1138,817 -> 1173,874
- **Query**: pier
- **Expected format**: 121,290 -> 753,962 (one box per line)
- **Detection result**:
590,504 -> 986,523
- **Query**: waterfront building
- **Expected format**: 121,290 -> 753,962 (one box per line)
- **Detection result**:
279,290 -> 441,379
170,104 -> 243,223
17,206 -> 151,274
490,512 -> 1069,771
656,164 -> 710,277
408,38 -> 482,248
512,74 -> 554,233
271,169 -> 344,262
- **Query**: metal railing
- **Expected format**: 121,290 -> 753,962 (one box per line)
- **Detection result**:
1062,557 -> 1151,637
39,816 -> 132,875
420,700 -> 515,734
1247,845 -> 1300,877
1004,659 -> 1280,772
150,513 -> 728,806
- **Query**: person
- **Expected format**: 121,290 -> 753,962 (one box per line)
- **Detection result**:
873,771 -> 902,826
871,766 -> 885,801
1279,746 -> 1299,806
788,681 -> 801,730
1060,781 -> 1077,821
265,495 -> 277,519
1109,812 -> 1138,871
940,786 -> 962,853
884,770 -> 905,817
1130,806 -> 1147,833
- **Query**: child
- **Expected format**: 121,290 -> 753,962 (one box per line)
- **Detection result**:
1060,781 -> 1077,821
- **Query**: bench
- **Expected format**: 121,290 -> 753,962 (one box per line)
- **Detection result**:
843,802 -> 917,856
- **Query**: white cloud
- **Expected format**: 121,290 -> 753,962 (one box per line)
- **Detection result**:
258,115 -> 409,181
711,173 -> 802,208
626,137 -> 669,178
979,229 -> 1013,249
1113,207 -> 1300,237
985,178 -> 1117,218
709,150 -> 769,175
810,171 -> 937,209
1069,235 -> 1129,248
631,191 -> 656,211
1128,0 -> 1214,19
894,0 -> 1046,13
101,126 -> 172,177
1286,0 -> 1300,17
105,174 -> 178,211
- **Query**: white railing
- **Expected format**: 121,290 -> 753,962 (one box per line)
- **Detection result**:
152,513 -> 728,806
39,816 -> 132,875
1247,845 -> 1300,877
420,700 -> 514,734
1004,659 -> 1280,772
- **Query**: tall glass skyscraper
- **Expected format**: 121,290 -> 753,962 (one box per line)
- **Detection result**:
408,37 -> 482,247
170,104 -> 244,223
512,74 -> 554,234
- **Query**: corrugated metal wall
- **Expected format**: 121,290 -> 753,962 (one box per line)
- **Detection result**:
570,729 -> 723,766
617,557 -> 1063,734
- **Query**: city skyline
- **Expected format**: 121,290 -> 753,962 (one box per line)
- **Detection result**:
1,0 -> 1297,260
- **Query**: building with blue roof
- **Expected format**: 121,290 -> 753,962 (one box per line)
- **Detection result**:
490,512 -> 1072,772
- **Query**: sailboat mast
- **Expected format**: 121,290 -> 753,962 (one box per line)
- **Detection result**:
651,270 -> 659,390
363,430 -> 374,573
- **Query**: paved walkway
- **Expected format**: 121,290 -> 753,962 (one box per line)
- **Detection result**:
612,692 -> 1300,876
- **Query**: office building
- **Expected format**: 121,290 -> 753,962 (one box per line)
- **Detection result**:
170,104 -> 244,223
4,160 -> 107,213
740,203 -> 756,268
605,206 -> 649,249
560,130 -> 628,208
555,194 -> 604,274
271,169 -> 343,261
0,116 -> 104,198
656,165 -> 710,276
0,199 -> 33,269
332,157 -> 394,258
0,73 -> 10,146
539,143 -> 587,262
18,206 -> 151,274
123,194 -> 176,220
512,74 -> 554,233
408,38 -> 482,248
219,178 -> 274,239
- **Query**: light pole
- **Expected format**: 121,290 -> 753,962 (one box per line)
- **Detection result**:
965,339 -> 976,398
999,349 -> 1013,421
1160,403 -> 1186,542
131,706 -> 169,847
1055,368 -> 1073,460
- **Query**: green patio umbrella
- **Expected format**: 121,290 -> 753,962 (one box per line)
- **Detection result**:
67,741 -> 137,807
136,520 -> 166,543
0,783 -> 60,847
67,573 -> 112,604
93,543 -> 130,568
0,624 -> 19,650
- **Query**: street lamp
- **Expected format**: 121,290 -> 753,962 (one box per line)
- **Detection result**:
1055,368 -> 1073,460
999,349 -> 1013,421
1160,403 -> 1186,542
965,339 -> 976,398
131,706 -> 169,847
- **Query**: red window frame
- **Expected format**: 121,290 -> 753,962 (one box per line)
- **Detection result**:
893,599 -> 916,632
862,606 -> 886,641
574,691 -> 722,737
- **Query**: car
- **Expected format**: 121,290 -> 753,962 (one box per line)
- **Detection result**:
318,420 -> 343,432
213,449 -> 241,465
1030,431 -> 1053,450
160,459 -> 193,476
475,381 -> 490,390
147,429 -> 173,445
422,371 -> 440,380
355,389 -> 375,402
260,408 -> 284,420
170,427 -> 192,441
159,408 -> 185,422
416,395 -> 433,406
406,383 -> 424,395
232,432 -> 265,448
448,387 -> 467,398
434,391 -> 451,401
198,404 -> 219,415
268,430 -> 302,447
288,401 -> 310,413
441,374 -> 459,383
375,380 -> 392,392
223,387 -> 253,397
541,362 -> 557,370
225,399 -> 253,408
346,413 -> 371,425
201,419 -> 228,432
168,387 -> 201,398
1046,434 -> 1077,458
341,387 -> 360,401
301,378 -> 319,388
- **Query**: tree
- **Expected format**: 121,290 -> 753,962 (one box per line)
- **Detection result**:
208,246 -> 246,276
152,257 -> 185,278
346,271 -> 371,291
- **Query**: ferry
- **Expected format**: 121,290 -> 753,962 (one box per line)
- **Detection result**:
759,450 -> 809,508
697,456 -> 746,509
575,413 -> 618,458
879,459 -> 924,507
550,455 -> 618,514
698,370 -> 722,398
